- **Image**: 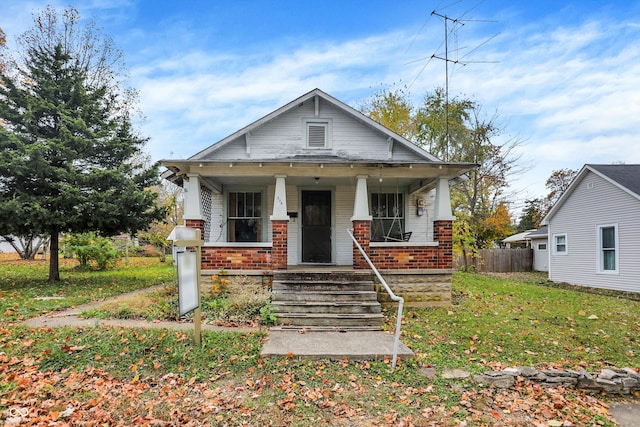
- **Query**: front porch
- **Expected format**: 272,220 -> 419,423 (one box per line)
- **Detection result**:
180,171 -> 457,308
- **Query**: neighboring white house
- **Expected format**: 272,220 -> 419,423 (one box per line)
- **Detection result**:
0,237 -> 16,253
527,226 -> 548,272
501,227 -> 548,272
542,164 -> 640,293
502,229 -> 535,248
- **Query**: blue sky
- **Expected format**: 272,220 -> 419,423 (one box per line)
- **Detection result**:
2,0 -> 640,214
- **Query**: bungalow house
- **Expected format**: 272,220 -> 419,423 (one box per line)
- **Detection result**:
162,88 -> 475,320
542,164 -> 640,293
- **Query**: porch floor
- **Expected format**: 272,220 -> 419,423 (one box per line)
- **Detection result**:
260,330 -> 414,361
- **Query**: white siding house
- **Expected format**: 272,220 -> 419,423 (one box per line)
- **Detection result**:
542,164 -> 640,293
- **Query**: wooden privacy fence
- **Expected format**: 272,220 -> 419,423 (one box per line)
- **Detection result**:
454,248 -> 533,272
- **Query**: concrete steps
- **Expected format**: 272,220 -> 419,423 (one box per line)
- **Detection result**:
271,270 -> 384,330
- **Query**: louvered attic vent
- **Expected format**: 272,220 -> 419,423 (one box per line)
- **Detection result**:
307,122 -> 327,149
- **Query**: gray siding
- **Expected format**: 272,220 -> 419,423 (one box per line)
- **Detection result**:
202,98 -> 426,162
548,171 -> 640,292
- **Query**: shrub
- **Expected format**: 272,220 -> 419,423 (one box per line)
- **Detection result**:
63,232 -> 120,270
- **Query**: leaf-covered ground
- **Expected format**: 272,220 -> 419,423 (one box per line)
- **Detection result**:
1,256 -> 638,425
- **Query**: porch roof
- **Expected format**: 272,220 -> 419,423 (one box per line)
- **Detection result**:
162,158 -> 476,193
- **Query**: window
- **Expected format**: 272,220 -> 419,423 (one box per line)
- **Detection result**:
553,233 -> 567,255
370,193 -> 404,242
538,243 -> 547,250
598,224 -> 618,273
304,119 -> 331,149
228,192 -> 262,242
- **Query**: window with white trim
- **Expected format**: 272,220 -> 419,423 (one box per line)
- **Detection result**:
538,243 -> 547,250
598,224 -> 618,273
304,119 -> 331,149
553,233 -> 567,255
228,191 -> 263,242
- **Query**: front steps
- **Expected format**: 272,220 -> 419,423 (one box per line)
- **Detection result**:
271,270 -> 384,331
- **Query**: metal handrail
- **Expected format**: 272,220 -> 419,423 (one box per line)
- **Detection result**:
347,228 -> 404,370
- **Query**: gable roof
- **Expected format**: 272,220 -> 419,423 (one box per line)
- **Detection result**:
502,229 -> 535,244
543,164 -> 640,224
189,88 -> 439,162
526,226 -> 548,238
587,164 -> 640,198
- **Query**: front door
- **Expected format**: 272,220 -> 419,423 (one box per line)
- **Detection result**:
301,190 -> 332,263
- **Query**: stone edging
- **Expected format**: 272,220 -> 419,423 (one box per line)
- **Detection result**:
473,367 -> 640,395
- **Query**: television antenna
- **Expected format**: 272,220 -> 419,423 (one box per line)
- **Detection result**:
418,8 -> 499,161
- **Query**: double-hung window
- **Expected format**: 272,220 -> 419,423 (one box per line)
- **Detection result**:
228,192 -> 262,242
598,224 -> 618,273
553,233 -> 567,255
370,193 -> 404,242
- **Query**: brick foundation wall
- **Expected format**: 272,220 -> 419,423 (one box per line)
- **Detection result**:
201,246 -> 271,270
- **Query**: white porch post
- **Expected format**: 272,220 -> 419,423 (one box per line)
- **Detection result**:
351,175 -> 372,221
183,174 -> 203,220
433,177 -> 456,221
270,175 -> 289,221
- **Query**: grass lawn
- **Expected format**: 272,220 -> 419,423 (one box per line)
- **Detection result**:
0,254 -> 175,323
1,256 -> 638,426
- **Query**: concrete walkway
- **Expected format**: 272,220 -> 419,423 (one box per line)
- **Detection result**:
610,403 -> 640,427
261,330 -> 414,361
23,286 -> 256,333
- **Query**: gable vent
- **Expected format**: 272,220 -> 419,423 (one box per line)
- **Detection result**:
308,124 -> 326,148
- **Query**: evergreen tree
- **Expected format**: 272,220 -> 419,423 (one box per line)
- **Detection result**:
0,7 -> 163,281
516,199 -> 544,232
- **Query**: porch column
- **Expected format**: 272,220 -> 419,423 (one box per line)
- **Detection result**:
184,174 -> 203,220
351,176 -> 372,269
433,178 -> 455,221
270,175 -> 289,270
351,175 -> 372,222
433,178 -> 455,269
183,174 -> 205,235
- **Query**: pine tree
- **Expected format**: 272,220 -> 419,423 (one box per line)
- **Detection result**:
0,7 -> 163,281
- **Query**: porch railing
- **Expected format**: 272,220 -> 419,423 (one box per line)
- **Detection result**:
347,229 -> 404,370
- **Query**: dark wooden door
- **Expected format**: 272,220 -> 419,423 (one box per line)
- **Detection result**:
301,191 -> 332,263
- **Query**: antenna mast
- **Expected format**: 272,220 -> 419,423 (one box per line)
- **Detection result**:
429,9 -> 498,161
430,11 -> 460,162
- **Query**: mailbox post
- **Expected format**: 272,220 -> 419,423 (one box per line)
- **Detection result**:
171,226 -> 203,345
